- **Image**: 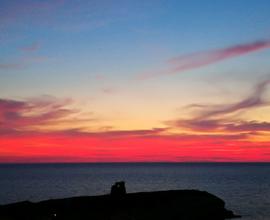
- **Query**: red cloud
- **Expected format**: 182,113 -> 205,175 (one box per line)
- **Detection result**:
139,40 -> 270,79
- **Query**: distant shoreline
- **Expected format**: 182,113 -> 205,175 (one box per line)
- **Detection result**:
0,186 -> 241,219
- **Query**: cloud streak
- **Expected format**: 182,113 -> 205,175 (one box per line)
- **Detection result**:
194,80 -> 270,119
102,87 -> 118,94
0,0 -> 64,28
169,80 -> 270,133
0,96 -> 81,132
0,55 -> 48,71
20,42 -> 40,52
0,63 -> 24,70
139,40 -> 270,79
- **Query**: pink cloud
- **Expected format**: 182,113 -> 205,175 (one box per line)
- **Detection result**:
102,87 -> 118,94
0,63 -> 24,70
0,0 -> 65,28
194,80 -> 270,119
0,96 -> 79,131
171,118 -> 270,133
0,55 -> 48,70
139,40 -> 270,79
222,121 -> 270,132
168,80 -> 270,133
20,42 -> 40,52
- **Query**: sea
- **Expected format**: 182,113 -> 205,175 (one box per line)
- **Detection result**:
0,163 -> 269,220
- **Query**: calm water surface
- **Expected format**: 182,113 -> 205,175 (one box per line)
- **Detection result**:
0,163 -> 269,220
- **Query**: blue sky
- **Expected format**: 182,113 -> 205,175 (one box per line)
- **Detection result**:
1,0 -> 270,120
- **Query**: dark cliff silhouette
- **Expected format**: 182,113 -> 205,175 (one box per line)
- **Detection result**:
0,181 -> 240,220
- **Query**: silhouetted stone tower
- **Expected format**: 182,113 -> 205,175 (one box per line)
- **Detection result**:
110,181 -> 126,196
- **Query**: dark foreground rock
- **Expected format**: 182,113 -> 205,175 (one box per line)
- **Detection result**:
0,182 -> 240,220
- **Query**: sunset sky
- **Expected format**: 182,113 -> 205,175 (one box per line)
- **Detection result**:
1,0 -> 270,162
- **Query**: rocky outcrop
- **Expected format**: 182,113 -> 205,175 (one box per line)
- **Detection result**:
0,181 -> 240,220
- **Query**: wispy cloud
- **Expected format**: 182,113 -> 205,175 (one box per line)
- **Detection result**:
20,42 -> 40,52
0,63 -> 24,70
168,80 -> 270,133
193,80 -> 270,119
0,0 -> 64,28
0,96 -> 80,132
0,55 -> 47,71
0,0 -> 115,32
138,40 -> 270,79
101,87 -> 118,94
220,121 -> 270,132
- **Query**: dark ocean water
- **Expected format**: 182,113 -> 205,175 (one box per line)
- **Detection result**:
0,163 -> 269,220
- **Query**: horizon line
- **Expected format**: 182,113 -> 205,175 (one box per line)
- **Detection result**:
0,161 -> 269,165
